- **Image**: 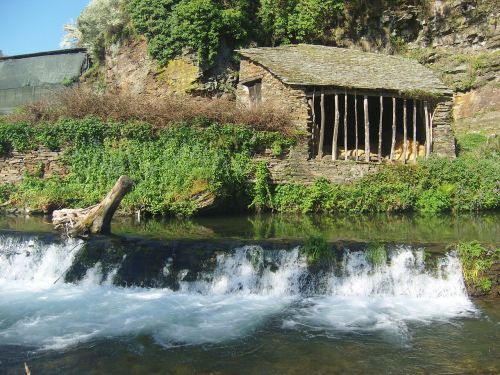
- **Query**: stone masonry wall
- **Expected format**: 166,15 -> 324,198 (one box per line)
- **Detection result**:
236,59 -> 310,130
257,140 -> 383,185
0,148 -> 66,184
432,98 -> 456,158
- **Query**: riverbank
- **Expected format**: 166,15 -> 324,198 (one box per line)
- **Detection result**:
1,117 -> 499,217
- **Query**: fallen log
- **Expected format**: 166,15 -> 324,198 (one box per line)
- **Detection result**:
52,175 -> 133,236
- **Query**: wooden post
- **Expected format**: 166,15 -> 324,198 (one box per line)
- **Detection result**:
413,99 -> 417,163
318,91 -> 325,159
355,93 -> 359,161
344,93 -> 348,161
390,97 -> 396,161
308,98 -> 313,140
424,101 -> 430,158
429,105 -> 433,154
378,96 -> 383,162
310,92 -> 317,156
332,94 -> 340,160
403,99 -> 408,163
364,95 -> 370,162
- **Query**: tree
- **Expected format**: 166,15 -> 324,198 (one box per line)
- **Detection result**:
128,0 -> 249,69
61,0 -> 129,60
259,0 -> 344,45
60,21 -> 81,48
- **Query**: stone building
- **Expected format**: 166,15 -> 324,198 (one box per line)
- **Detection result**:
236,44 -> 455,182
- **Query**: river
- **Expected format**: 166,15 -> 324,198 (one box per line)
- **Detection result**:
0,213 -> 498,374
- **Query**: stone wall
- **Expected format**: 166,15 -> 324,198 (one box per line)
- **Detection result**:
0,148 -> 66,184
432,97 -> 456,158
236,59 -> 309,130
257,140 -> 383,185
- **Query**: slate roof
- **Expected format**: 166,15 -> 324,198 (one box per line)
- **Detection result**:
237,44 -> 451,96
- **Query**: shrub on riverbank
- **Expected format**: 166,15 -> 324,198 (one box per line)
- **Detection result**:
271,154 -> 499,214
0,118 -> 293,215
0,117 -> 498,216
455,241 -> 499,294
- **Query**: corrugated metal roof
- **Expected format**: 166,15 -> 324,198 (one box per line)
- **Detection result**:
237,44 -> 451,96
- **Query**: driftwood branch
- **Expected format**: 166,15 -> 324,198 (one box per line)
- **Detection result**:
52,175 -> 133,236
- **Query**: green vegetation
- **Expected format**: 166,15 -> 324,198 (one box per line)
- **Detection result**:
0,113 -> 498,216
127,0 -> 253,68
0,183 -> 15,204
271,153 -> 499,214
126,0 -> 346,67
0,118 -> 292,216
69,0 -> 131,61
250,161 -> 273,213
366,243 -> 387,267
258,0 -> 344,45
456,133 -> 499,158
70,0 -> 443,71
301,235 -> 333,266
456,241 -> 499,293
406,48 -> 500,93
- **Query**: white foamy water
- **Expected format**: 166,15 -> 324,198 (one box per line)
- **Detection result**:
0,237 -> 476,350
283,248 -> 476,341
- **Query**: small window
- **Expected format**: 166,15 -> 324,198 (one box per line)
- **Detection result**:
245,79 -> 262,109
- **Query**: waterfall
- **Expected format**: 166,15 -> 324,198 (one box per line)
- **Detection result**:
0,235 -> 476,350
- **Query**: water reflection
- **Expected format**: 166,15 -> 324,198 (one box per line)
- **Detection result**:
112,212 -> 500,245
1,212 -> 499,244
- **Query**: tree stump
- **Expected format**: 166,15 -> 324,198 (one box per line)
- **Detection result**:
52,176 -> 133,236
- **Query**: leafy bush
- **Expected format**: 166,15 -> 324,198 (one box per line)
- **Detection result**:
250,161 -> 273,213
2,118 -> 290,216
271,156 -> 499,214
259,0 -> 344,45
415,184 -> 455,213
456,241 -> 499,293
72,0 -> 130,60
0,183 -> 16,203
127,0 -> 250,68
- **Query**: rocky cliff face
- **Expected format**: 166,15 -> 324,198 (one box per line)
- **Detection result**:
102,38 -> 201,98
386,0 -> 499,138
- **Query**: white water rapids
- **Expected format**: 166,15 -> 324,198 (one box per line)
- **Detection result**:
0,236 -> 476,350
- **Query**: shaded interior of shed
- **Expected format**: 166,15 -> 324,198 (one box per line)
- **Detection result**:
310,92 -> 428,162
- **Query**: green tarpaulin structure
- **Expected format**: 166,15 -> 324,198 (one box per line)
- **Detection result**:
0,48 -> 89,114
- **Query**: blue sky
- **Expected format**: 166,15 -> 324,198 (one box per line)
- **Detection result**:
0,0 -> 89,56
